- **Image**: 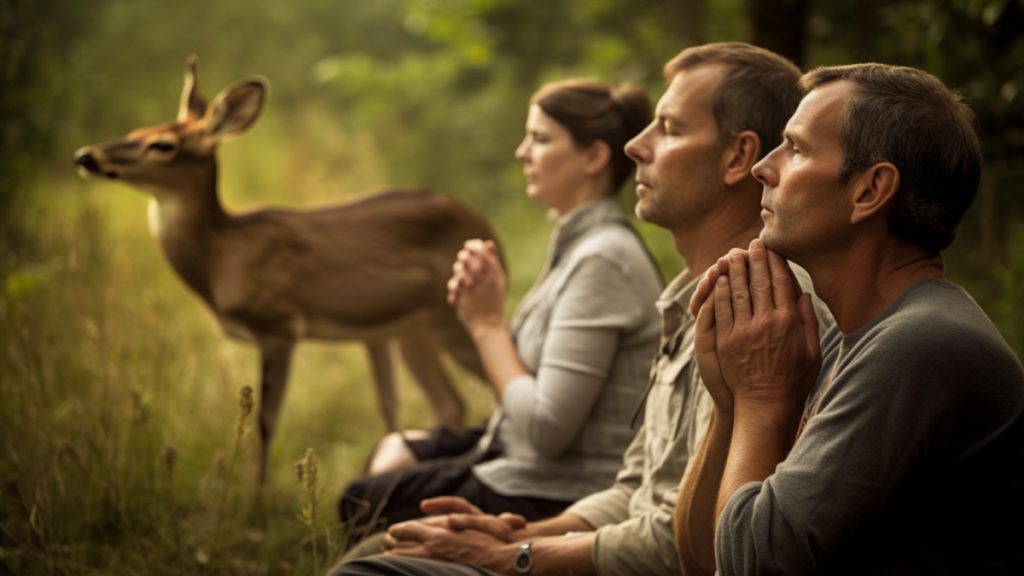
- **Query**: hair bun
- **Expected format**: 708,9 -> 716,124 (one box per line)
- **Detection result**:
611,84 -> 653,139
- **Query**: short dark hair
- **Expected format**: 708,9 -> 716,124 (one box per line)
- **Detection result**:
664,42 -> 803,158
802,64 -> 982,252
532,79 -> 651,191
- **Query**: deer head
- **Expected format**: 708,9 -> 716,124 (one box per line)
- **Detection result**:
74,55 -> 269,197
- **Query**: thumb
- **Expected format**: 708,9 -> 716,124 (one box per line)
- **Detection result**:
420,495 -> 482,516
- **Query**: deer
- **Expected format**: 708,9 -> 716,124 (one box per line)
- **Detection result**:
73,56 -> 497,485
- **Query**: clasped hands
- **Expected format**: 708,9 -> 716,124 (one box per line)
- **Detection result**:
447,239 -> 507,334
382,496 -> 526,566
689,239 -> 821,419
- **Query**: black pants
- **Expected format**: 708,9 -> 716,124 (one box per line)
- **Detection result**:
338,426 -> 570,544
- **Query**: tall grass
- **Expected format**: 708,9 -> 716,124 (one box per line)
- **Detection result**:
0,170 -> 499,574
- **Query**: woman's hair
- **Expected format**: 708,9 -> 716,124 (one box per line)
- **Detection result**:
531,79 -> 651,192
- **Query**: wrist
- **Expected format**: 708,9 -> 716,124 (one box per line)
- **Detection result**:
512,541 -> 534,575
712,404 -> 734,424
481,542 -> 522,574
469,319 -> 508,342
733,393 -> 801,449
735,393 -> 799,420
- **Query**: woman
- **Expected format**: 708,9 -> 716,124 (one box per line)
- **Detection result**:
340,78 -> 662,540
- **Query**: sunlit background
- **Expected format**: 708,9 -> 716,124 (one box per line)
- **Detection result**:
2,0 -> 1022,573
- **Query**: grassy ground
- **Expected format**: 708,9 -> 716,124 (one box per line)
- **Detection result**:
0,169 -> 502,575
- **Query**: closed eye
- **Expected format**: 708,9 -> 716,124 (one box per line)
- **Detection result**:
147,141 -> 176,153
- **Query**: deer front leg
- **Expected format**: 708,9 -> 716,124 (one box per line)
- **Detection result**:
397,331 -> 465,429
256,335 -> 296,486
365,340 -> 398,431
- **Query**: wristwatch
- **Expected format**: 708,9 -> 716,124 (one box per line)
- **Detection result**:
513,541 -> 533,575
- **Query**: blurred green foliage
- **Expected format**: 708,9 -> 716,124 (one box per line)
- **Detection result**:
1,0 -> 1022,573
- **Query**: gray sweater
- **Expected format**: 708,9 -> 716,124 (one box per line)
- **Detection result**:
717,278 -> 1024,574
472,196 -> 663,501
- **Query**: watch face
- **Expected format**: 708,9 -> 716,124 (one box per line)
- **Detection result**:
514,543 -> 533,574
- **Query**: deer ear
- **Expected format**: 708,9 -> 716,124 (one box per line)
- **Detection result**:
203,78 -> 268,142
178,54 -> 208,122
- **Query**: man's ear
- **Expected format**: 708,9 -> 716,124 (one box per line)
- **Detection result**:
850,162 -> 900,224
722,130 -> 761,186
583,140 -> 612,176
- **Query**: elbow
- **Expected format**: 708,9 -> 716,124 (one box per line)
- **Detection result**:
527,420 -> 573,459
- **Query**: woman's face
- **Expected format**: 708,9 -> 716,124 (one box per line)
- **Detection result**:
515,105 -> 593,214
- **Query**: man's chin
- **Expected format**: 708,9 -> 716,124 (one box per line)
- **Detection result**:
634,202 -> 658,225
758,228 -> 782,253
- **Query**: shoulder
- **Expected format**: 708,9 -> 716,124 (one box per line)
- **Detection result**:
835,279 -> 1023,396
571,223 -> 655,273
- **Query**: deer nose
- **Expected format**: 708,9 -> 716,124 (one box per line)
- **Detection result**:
74,150 -> 100,173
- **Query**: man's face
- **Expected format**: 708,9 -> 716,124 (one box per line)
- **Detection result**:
625,63 -> 726,231
752,80 -> 856,261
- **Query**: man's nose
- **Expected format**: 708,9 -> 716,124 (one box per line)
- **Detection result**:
625,124 -> 654,164
751,148 -> 779,186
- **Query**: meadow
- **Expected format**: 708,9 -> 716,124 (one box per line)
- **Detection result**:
0,144 -> 530,574
3,1 -> 1022,574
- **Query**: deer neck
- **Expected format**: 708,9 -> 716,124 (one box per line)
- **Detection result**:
146,163 -> 228,303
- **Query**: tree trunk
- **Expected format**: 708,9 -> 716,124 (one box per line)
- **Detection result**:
747,0 -> 807,67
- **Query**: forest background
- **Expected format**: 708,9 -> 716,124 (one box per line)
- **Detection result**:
2,0 -> 1022,574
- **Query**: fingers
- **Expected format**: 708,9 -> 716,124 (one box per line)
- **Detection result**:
727,252 -> 752,324
497,512 -> 527,530
690,265 -> 720,317
383,531 -> 425,553
747,239 -> 772,316
446,275 -> 461,305
448,239 -> 494,306
385,520 -> 447,556
713,275 -> 734,335
420,496 -> 482,516
695,282 -> 717,341
445,514 -> 513,540
689,250 -> 740,316
763,242 -> 799,310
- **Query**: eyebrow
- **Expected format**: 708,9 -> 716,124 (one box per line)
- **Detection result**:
782,129 -> 808,149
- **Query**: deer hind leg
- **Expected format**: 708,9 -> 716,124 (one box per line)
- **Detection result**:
396,331 -> 465,429
365,340 -> 399,431
256,335 -> 296,486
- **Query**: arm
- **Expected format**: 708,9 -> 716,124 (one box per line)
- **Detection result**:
501,255 -> 639,457
565,423 -> 645,529
676,409 -> 732,576
386,509 -> 676,576
681,240 -> 819,574
391,424 -> 674,575
420,495 -> 594,540
386,517 -> 598,576
712,242 -> 820,513
448,242 -> 636,461
676,265 -> 735,575
447,239 -> 529,398
385,496 -> 597,574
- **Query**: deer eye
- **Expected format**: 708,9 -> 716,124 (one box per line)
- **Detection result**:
147,141 -> 176,153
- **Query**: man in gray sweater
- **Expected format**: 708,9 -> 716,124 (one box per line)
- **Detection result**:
329,42 -> 828,576
676,63 -> 1024,575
